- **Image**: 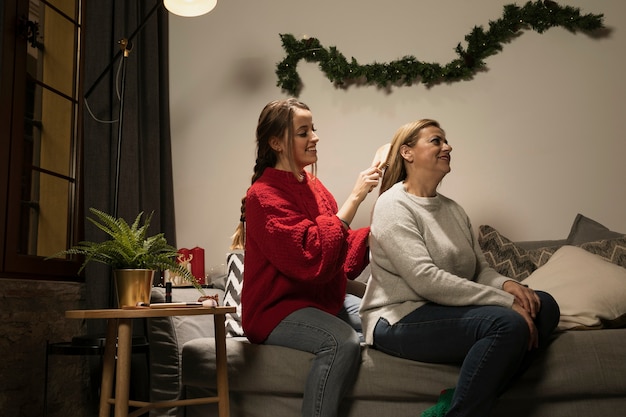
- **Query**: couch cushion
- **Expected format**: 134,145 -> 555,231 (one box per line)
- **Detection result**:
182,338 -> 458,399
182,329 -> 626,401
500,329 -> 626,398
183,337 -> 310,394
566,213 -> 624,246
579,237 -> 626,269
478,225 -> 560,280
522,246 -> 626,330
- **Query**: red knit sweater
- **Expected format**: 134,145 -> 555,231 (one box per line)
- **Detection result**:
242,168 -> 370,344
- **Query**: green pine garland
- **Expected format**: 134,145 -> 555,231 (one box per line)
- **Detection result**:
275,0 -> 605,96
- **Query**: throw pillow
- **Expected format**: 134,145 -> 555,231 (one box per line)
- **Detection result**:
566,213 -> 624,246
579,237 -> 626,269
224,250 -> 245,337
521,245 -> 626,331
478,225 -> 559,280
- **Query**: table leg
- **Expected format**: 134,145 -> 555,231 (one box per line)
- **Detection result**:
115,318 -> 133,417
99,319 -> 117,417
213,314 -> 230,417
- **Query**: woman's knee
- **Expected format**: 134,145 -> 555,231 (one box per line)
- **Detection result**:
493,309 -> 530,344
317,316 -> 361,358
337,327 -> 361,355
535,291 -> 561,337
331,326 -> 361,369
537,291 -> 560,320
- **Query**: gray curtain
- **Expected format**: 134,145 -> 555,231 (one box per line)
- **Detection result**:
83,0 -> 176,327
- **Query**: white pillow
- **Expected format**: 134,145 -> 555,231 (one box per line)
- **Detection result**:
521,245 -> 626,331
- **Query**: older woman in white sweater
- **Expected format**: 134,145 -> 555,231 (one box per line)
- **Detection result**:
360,119 -> 559,417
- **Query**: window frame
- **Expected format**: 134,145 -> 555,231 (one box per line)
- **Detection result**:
0,0 -> 84,281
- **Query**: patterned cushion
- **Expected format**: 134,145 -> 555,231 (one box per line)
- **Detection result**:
224,251 -> 245,337
478,225 -> 560,280
579,237 -> 626,269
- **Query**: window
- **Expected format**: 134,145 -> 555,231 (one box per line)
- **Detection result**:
0,0 -> 84,280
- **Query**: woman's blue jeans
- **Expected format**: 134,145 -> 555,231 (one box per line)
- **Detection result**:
265,303 -> 361,417
373,291 -> 560,417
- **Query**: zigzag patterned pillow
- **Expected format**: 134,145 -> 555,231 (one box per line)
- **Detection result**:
478,225 -> 559,280
580,237 -> 626,268
224,251 -> 245,337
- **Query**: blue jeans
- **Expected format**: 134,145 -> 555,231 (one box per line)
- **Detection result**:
373,291 -> 560,417
265,304 -> 361,417
337,293 -> 363,341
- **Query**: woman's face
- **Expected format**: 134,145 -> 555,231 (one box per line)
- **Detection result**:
406,125 -> 452,177
287,108 -> 319,171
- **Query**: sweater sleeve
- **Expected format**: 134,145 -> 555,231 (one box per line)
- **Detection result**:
344,227 -> 370,280
245,180 -> 351,284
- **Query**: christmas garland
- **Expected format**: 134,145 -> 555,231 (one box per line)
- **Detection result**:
275,0 -> 605,96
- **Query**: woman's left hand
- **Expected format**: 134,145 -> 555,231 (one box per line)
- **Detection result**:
503,280 -> 541,319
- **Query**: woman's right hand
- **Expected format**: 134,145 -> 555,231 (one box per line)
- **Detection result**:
512,300 -> 539,350
336,163 -> 382,228
351,164 -> 383,203
337,165 -> 382,228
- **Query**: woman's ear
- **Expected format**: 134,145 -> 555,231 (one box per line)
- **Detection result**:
269,136 -> 283,153
400,144 -> 413,163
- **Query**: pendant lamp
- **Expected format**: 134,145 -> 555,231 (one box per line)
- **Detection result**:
164,0 -> 218,17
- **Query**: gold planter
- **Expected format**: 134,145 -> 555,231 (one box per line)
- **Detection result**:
114,269 -> 155,307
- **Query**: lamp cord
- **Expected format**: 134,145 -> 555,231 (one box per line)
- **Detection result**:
83,57 -> 123,124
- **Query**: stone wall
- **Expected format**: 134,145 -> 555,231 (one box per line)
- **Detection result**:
0,279 -> 94,417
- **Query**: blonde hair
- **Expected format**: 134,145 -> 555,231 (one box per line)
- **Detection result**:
379,119 -> 441,195
230,98 -> 313,250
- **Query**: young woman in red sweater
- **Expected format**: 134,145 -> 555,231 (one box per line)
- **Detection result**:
230,98 -> 381,417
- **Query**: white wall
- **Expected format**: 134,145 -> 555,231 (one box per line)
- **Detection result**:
168,0 -> 626,272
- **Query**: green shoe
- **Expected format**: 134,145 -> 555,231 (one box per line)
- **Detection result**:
421,388 -> 455,417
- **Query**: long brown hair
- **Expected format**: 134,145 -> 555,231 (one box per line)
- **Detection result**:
379,119 -> 441,195
230,98 -> 313,250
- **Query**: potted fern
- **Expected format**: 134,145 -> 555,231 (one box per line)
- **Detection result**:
48,208 -> 204,307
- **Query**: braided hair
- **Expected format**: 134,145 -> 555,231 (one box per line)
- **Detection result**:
230,98 -> 312,249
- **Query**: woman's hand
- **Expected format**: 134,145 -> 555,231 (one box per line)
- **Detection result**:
336,163 -> 382,228
505,280 -> 540,350
503,280 -> 541,318
351,164 -> 383,203
511,300 -> 539,350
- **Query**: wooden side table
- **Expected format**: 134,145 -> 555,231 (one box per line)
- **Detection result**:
66,306 -> 236,417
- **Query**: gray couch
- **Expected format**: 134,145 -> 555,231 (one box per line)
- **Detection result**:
148,289 -> 626,417
148,214 -> 626,417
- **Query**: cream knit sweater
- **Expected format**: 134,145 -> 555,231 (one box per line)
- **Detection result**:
360,182 -> 514,345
